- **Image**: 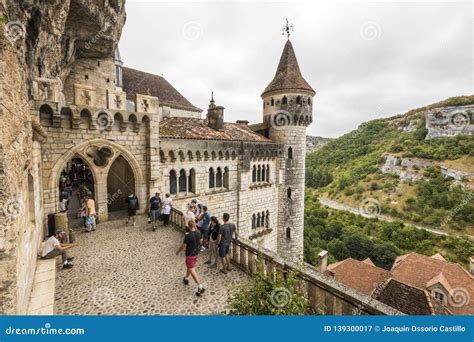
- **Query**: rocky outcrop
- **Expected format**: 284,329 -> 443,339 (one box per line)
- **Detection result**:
0,0 -> 125,314
426,105 -> 474,139
379,154 -> 431,182
306,135 -> 332,153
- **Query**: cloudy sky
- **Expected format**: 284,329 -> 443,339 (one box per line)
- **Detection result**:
120,1 -> 472,138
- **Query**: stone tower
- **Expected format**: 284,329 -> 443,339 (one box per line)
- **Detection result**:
261,39 -> 315,262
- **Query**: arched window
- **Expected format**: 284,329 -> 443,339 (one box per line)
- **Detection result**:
218,151 -> 223,160
223,167 -> 229,189
270,98 -> 274,106
252,165 -> 257,182
178,169 -> 186,193
40,104 -> 54,127
282,96 -> 287,105
266,164 -> 270,182
288,147 -> 293,160
265,210 -> 270,228
204,151 -> 209,161
209,167 -> 215,189
257,165 -> 261,182
211,151 -> 216,160
188,169 -> 196,193
287,188 -> 292,200
216,167 -> 223,188
187,151 -> 193,161
257,213 -> 261,227
308,98 -> 311,105
169,170 -> 177,194
261,165 -> 265,181
252,214 -> 256,229
286,227 -> 291,239
260,211 -> 265,227
296,96 -> 302,105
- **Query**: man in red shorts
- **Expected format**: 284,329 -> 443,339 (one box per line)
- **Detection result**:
176,220 -> 205,296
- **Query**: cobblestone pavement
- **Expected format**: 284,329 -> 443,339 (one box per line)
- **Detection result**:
55,215 -> 248,315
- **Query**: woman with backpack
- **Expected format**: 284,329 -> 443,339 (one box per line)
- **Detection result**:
125,192 -> 139,226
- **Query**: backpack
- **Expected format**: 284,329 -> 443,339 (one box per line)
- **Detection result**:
128,197 -> 138,210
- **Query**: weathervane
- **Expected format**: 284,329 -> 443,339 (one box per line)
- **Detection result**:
282,18 -> 294,39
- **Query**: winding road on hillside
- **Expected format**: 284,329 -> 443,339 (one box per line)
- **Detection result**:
318,197 -> 449,236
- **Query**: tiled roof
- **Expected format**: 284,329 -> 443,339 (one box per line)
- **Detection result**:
373,278 -> 450,315
327,258 -> 392,296
122,67 -> 201,112
159,117 -> 272,143
261,39 -> 315,97
391,253 -> 474,315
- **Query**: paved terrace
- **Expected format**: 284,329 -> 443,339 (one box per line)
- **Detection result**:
55,215 -> 248,315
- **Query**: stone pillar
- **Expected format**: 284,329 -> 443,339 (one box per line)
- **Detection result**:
95,172 -> 108,222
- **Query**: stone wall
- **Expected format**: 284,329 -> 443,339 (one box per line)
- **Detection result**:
0,0 -> 126,314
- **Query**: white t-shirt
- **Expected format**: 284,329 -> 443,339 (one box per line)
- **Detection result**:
42,236 -> 60,257
162,198 -> 172,215
183,210 -> 196,226
59,198 -> 68,211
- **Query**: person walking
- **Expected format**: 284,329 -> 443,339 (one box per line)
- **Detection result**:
84,195 -> 96,232
125,192 -> 139,226
162,193 -> 172,226
217,213 -> 239,274
176,220 -> 205,296
199,206 -> 211,251
204,216 -> 220,268
149,192 -> 161,231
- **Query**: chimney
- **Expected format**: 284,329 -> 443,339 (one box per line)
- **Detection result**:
470,256 -> 474,275
318,250 -> 328,273
207,92 -> 224,131
236,120 -> 249,125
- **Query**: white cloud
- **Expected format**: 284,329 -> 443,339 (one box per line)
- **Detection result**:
119,1 -> 472,138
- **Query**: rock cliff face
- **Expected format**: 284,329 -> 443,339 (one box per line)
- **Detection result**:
0,0 -> 125,314
306,135 -> 332,154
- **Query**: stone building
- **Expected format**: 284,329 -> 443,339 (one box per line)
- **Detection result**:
0,1 -> 315,313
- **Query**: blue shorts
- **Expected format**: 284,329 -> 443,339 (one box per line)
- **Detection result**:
150,209 -> 160,221
218,241 -> 231,258
202,226 -> 210,239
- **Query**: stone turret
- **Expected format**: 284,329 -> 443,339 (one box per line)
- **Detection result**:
207,92 -> 225,131
262,39 -> 315,262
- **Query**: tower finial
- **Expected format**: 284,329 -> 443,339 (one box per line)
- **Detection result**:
282,18 -> 294,39
209,91 -> 215,108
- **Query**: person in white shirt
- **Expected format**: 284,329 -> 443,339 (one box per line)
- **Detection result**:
183,203 -> 196,232
41,229 -> 77,269
59,198 -> 68,213
161,193 -> 173,226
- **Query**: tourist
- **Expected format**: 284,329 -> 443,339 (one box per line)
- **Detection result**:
205,216 -> 220,268
162,193 -> 172,226
59,197 -> 68,213
199,206 -> 211,251
217,213 -> 239,274
41,229 -> 77,269
84,195 -> 96,232
125,192 -> 139,226
149,192 -> 161,231
176,220 -> 205,296
182,203 -> 196,232
190,199 -> 198,214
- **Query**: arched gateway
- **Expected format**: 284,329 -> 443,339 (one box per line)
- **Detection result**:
46,139 -> 145,223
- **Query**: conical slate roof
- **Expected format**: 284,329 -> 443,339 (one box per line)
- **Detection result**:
261,39 -> 315,97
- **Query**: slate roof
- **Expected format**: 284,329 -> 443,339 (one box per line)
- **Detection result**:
159,117 -> 271,143
261,39 -> 315,97
122,67 -> 201,112
391,253 -> 474,315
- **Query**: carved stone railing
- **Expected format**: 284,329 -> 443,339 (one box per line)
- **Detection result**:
169,208 -> 402,316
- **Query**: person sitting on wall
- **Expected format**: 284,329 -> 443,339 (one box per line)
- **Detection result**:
41,229 -> 77,270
